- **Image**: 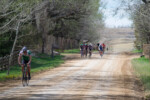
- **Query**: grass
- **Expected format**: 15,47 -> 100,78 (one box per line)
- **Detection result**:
0,54 -> 64,81
63,49 -> 80,54
132,49 -> 142,53
132,57 -> 150,93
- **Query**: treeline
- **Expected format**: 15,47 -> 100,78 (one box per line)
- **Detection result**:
115,0 -> 150,49
131,1 -> 150,48
0,0 -> 104,57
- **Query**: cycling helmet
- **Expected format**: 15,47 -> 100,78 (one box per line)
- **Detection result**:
89,43 -> 92,46
22,46 -> 27,52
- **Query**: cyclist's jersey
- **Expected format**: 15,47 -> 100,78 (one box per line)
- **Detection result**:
99,45 -> 103,51
82,44 -> 86,50
89,45 -> 92,51
19,50 -> 31,61
85,44 -> 88,50
80,44 -> 84,51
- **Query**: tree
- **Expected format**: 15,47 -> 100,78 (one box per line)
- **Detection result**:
0,0 -> 104,74
114,0 -> 150,48
0,0 -> 41,74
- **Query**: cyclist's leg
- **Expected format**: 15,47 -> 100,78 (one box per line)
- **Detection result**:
83,49 -> 85,57
27,63 -> 31,79
80,50 -> 83,57
100,50 -> 103,57
89,51 -> 92,57
103,47 -> 105,53
86,49 -> 87,57
101,50 -> 104,56
21,60 -> 25,73
99,50 -> 102,56
90,49 -> 92,56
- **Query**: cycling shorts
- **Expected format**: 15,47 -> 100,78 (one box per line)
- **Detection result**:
22,60 -> 31,67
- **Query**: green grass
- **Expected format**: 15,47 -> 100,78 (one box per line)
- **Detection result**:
63,49 -> 80,54
0,55 -> 64,81
132,49 -> 142,53
132,57 -> 150,92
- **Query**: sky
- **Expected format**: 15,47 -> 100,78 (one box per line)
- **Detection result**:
100,0 -> 133,28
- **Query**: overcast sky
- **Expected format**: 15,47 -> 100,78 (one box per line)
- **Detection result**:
101,0 -> 133,28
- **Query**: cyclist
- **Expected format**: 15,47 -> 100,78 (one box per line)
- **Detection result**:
80,43 -> 84,57
97,43 -> 100,50
102,43 -> 106,53
18,46 -> 32,80
99,44 -> 103,57
88,43 -> 93,57
84,43 -> 88,57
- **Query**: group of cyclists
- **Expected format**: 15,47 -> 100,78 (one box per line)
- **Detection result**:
80,42 -> 106,58
80,43 -> 93,58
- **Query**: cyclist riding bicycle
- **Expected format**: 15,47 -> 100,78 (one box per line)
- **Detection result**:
88,43 -> 93,57
97,43 -> 100,50
18,46 -> 32,80
80,43 -> 84,57
102,43 -> 106,53
99,44 -> 103,57
85,43 -> 88,57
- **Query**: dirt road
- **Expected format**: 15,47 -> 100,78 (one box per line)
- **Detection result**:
0,52 -> 144,100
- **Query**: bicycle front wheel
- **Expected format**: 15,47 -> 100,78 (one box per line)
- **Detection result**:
25,68 -> 29,86
22,72 -> 26,87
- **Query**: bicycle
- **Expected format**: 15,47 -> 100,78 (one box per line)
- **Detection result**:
99,50 -> 103,58
89,50 -> 92,58
80,50 -> 84,58
102,47 -> 105,54
22,64 -> 29,87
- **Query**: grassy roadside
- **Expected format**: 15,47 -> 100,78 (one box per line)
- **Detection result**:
63,49 -> 80,54
132,57 -> 150,98
0,54 -> 64,81
132,49 -> 142,53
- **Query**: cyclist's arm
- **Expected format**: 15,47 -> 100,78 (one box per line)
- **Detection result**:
28,55 -> 32,64
18,54 -> 22,65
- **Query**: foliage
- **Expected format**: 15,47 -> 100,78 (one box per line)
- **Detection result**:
132,49 -> 143,53
0,0 -> 104,56
114,0 -> 150,49
63,49 -> 80,54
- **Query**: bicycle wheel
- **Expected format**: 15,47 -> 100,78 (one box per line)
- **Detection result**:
26,67 -> 29,86
89,51 -> 91,58
22,70 -> 26,87
100,51 -> 103,58
81,50 -> 83,58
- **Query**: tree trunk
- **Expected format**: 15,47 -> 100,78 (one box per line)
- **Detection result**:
7,21 -> 20,75
42,38 -> 45,54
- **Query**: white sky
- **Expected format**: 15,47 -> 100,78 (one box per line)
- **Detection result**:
100,0 -> 133,28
